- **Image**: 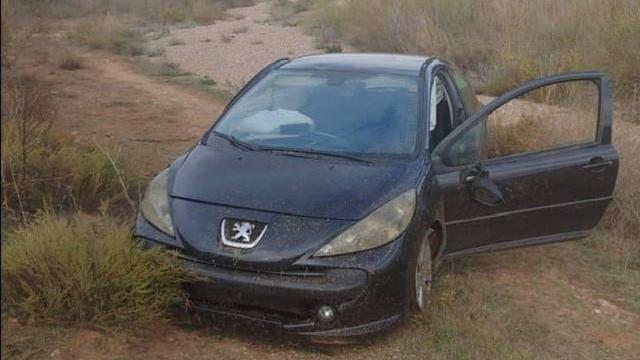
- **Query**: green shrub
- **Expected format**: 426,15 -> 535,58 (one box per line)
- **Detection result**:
1,212 -> 195,327
1,117 -> 141,217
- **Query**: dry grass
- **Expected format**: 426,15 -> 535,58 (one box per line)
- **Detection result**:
168,37 -> 186,46
484,82 -> 599,158
57,51 -> 84,70
312,0 -> 640,97
1,73 -> 141,220
8,0 -> 246,25
67,15 -> 145,56
1,117 -> 142,218
270,0 -> 311,26
1,212 -> 195,327
231,25 -> 249,34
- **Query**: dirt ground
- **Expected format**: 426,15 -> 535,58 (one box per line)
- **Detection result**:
148,1 -> 327,90
41,49 -> 222,176
6,1 -> 639,359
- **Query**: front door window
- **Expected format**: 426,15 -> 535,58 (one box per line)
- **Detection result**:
429,75 -> 454,149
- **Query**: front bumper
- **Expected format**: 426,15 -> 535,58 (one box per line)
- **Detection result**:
135,215 -> 415,341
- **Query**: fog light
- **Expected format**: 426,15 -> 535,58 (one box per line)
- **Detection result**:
317,305 -> 335,323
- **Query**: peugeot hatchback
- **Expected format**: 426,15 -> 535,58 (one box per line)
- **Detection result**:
135,54 -> 618,341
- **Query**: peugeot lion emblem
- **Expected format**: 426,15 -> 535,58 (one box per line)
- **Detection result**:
220,218 -> 268,249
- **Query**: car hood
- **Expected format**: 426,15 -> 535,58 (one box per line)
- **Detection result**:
170,142 -> 422,220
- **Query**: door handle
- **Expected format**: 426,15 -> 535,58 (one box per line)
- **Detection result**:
582,158 -> 613,172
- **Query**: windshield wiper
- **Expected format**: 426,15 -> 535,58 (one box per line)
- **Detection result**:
210,131 -> 256,151
256,146 -> 374,165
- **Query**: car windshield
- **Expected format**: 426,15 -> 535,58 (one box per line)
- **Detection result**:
211,70 -> 419,157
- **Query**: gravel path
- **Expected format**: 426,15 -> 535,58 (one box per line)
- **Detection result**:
150,1 -> 324,90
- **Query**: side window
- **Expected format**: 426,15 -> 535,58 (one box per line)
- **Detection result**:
429,75 -> 455,149
445,79 -> 599,166
451,69 -> 481,116
446,120 -> 484,166
482,80 -> 598,159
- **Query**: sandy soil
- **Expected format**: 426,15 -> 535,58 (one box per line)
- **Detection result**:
149,1 -> 325,90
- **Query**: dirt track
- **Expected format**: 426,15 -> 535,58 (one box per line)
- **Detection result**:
47,51 -> 223,175
149,1 -> 325,90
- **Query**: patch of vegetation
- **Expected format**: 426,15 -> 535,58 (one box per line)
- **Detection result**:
67,15 -> 144,56
1,321 -> 73,360
220,33 -> 233,43
135,59 -> 231,101
321,42 -> 342,53
58,52 -> 84,70
1,76 -> 141,219
270,0 -> 311,26
231,25 -> 249,34
199,75 -> 216,86
310,0 -> 640,97
1,212 -> 196,327
168,37 -> 186,46
1,118 -> 141,218
142,26 -> 171,41
144,46 -> 166,57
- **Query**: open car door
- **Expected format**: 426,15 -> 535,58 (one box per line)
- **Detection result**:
432,72 -> 618,257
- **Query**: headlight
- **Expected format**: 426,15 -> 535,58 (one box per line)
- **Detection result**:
141,168 -> 174,236
314,189 -> 416,257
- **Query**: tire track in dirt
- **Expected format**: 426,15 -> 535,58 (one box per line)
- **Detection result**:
49,48 -> 225,175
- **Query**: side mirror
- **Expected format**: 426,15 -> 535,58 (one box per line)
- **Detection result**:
470,173 -> 504,207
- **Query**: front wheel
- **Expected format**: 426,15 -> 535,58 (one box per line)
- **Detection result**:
412,232 -> 433,312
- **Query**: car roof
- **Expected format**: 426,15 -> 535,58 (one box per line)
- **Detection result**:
280,53 -> 432,77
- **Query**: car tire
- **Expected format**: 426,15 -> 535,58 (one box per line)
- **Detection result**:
411,232 -> 433,312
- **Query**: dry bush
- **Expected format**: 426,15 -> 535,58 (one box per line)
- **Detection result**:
599,116 -> 640,270
270,0 -> 311,25
58,51 -> 84,70
67,15 -> 145,56
484,114 -> 551,159
168,37 -> 186,46
231,25 -> 249,34
1,212 -> 195,327
1,118 -> 141,218
11,0 -> 252,25
1,75 -> 54,124
1,73 -> 141,219
313,0 -> 640,97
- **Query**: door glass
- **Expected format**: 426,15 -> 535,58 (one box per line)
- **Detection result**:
483,80 -> 599,159
445,120 -> 483,166
429,75 -> 455,149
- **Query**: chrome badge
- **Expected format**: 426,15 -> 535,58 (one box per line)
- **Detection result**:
220,218 -> 268,249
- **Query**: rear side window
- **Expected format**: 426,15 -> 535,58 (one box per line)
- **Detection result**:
451,70 -> 481,116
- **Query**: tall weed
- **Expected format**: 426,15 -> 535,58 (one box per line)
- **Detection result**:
312,0 -> 640,96
1,213 -> 195,326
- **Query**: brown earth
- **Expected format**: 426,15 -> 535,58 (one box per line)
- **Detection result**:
42,45 -> 223,176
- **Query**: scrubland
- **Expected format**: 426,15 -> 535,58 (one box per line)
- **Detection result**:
1,1 -> 638,359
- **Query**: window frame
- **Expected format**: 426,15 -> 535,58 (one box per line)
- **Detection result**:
425,65 -> 466,150
432,72 -> 610,170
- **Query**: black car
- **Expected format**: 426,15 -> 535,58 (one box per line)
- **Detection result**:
135,54 -> 618,341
